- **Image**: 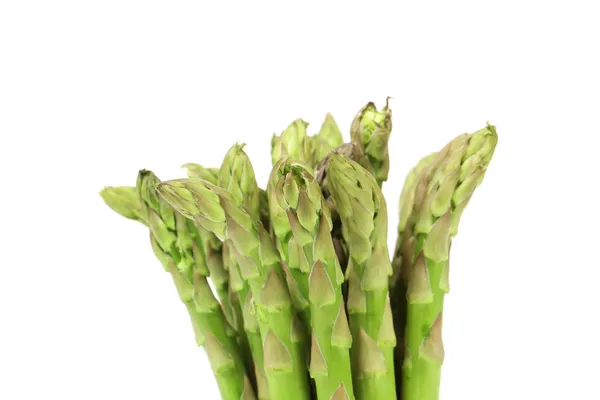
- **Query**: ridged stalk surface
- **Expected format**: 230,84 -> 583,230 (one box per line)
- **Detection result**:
391,125 -> 498,400
157,177 -> 310,400
326,155 -> 397,400
102,171 -> 253,400
218,144 -> 269,399
268,158 -> 354,400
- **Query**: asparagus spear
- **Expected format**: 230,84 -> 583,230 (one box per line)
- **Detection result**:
141,170 -> 256,400
267,159 -> 310,328
218,144 -> 270,400
392,124 -> 498,400
350,99 -> 393,187
388,151 -> 438,397
314,143 -> 367,278
326,154 -> 397,400
100,172 -> 255,400
268,157 -> 354,399
157,177 -> 311,400
272,116 -> 351,281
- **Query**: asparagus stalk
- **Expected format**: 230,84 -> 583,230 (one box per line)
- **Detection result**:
326,154 -> 397,400
266,159 -> 311,328
218,144 -> 270,400
314,143 -> 366,278
157,177 -> 310,400
140,170 -> 255,400
388,152 -> 438,397
392,124 -> 498,400
166,250 -> 255,400
272,116 -> 351,281
350,99 -> 393,187
100,172 -> 254,400
185,153 -> 268,398
268,158 -> 354,399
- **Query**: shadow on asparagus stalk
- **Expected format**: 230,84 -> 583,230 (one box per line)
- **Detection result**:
100,100 -> 497,400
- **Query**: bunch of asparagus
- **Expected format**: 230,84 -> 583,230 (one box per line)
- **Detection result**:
100,100 -> 497,400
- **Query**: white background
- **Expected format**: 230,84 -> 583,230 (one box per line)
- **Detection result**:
1,1 -> 598,399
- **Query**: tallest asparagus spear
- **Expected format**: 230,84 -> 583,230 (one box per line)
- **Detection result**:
392,124 -> 498,400
350,99 -> 393,187
327,154 -> 397,400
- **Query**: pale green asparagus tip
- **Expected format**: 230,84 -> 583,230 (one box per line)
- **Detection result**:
182,163 -> 219,184
137,170 -> 161,215
426,123 -> 498,217
136,170 -> 178,258
399,122 -> 498,235
267,157 -> 320,239
156,178 -> 238,242
317,113 -> 343,148
397,152 -> 438,234
271,119 -> 309,165
350,98 -> 393,185
326,153 -> 382,262
219,143 -> 260,219
99,186 -> 146,224
307,113 -> 344,165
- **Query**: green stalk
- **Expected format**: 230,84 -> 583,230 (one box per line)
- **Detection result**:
100,172 -> 254,400
140,170 -> 255,400
391,124 -> 498,400
184,161 -> 262,395
268,158 -> 354,399
157,177 -> 310,400
171,255 -> 254,400
313,143 -> 367,280
326,155 -> 396,400
225,240 -> 270,399
218,144 -> 270,400
350,99 -> 392,187
388,151 -> 438,396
